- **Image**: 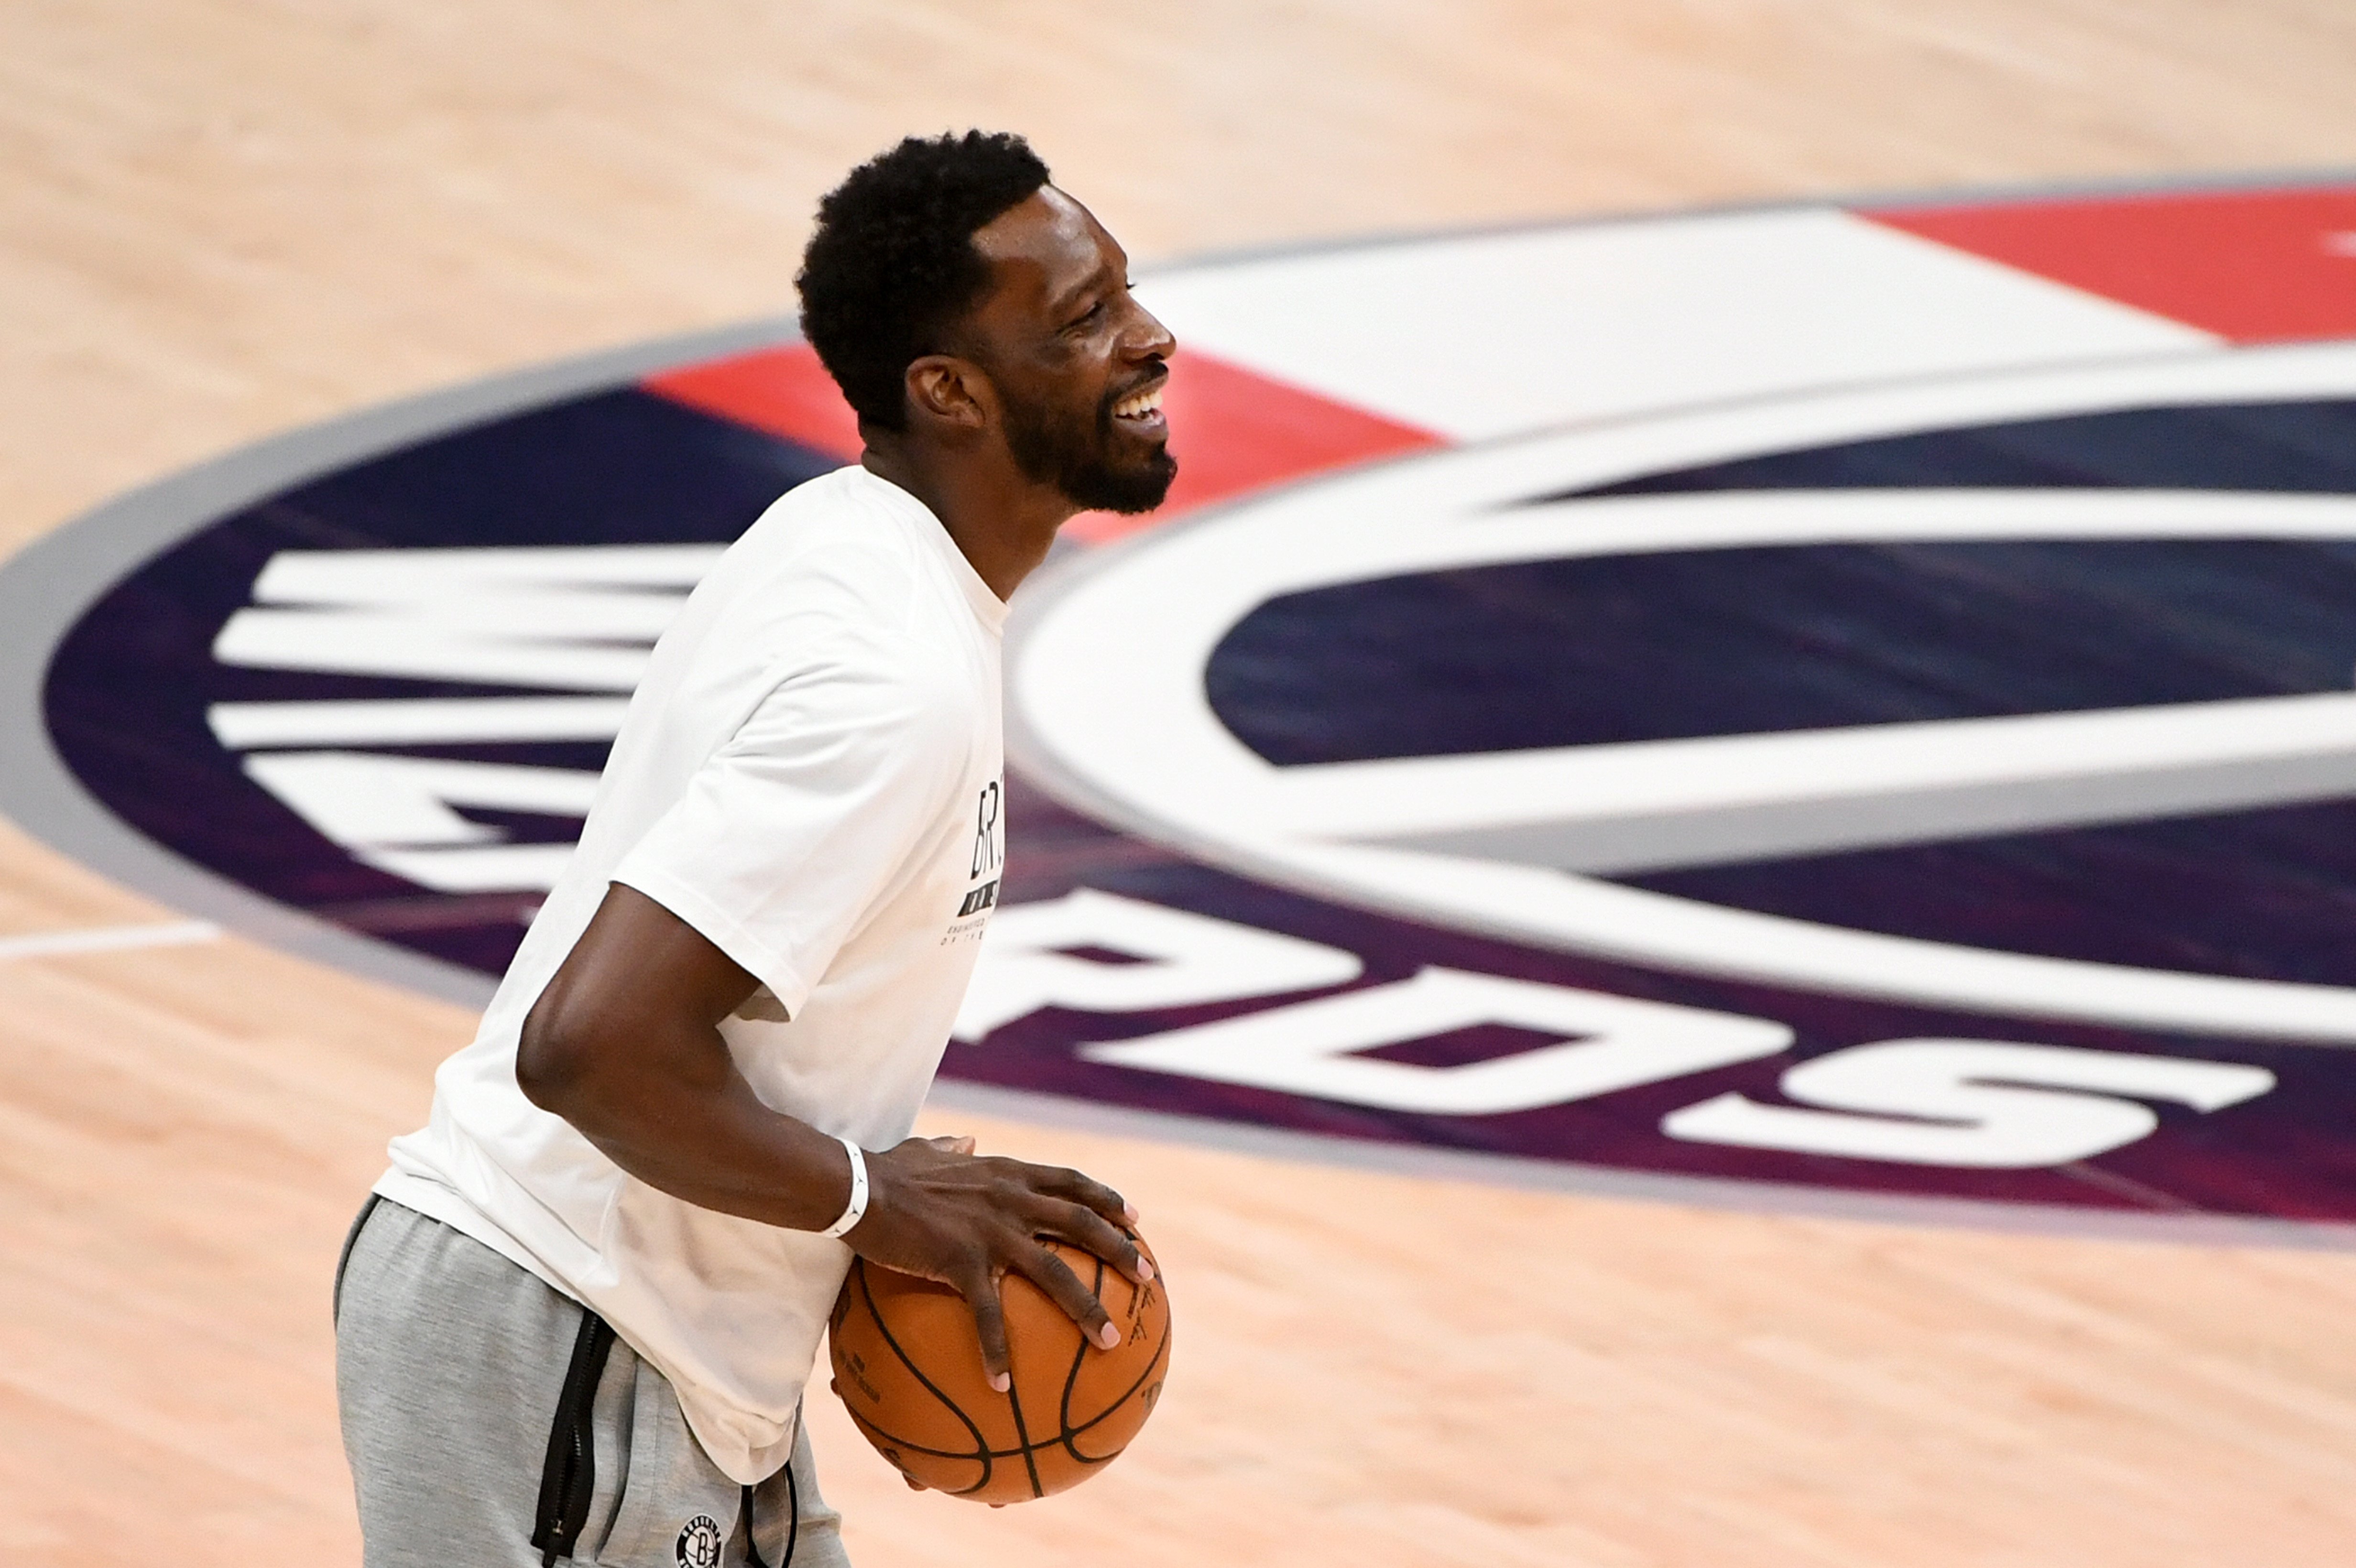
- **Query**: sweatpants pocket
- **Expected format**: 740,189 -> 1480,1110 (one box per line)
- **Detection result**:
589,1359 -> 752,1568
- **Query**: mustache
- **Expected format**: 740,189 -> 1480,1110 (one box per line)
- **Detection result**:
1100,359 -> 1171,414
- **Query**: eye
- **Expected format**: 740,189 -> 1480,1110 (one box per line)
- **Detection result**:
1064,300 -> 1107,335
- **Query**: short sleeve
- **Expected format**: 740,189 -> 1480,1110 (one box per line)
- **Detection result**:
611,640 -> 967,1015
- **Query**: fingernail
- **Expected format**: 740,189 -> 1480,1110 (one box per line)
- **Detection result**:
1098,1322 -> 1122,1349
1137,1256 -> 1156,1282
990,1372 -> 1011,1394
1123,1202 -> 1140,1223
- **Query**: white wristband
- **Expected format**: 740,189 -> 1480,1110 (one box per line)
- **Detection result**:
818,1136 -> 869,1240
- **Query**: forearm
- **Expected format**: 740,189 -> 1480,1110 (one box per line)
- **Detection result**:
520,1010 -> 852,1233
589,1067 -> 853,1230
510,883 -> 1142,1370
516,885 -> 1144,1383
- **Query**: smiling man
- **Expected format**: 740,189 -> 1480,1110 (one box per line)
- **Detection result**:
332,131 -> 1176,1568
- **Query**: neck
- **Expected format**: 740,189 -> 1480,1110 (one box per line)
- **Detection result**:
858,436 -> 1074,601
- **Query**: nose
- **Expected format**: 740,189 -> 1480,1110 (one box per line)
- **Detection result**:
1123,297 -> 1178,364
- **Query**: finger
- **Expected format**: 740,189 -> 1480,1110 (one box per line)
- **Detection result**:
903,1473 -> 928,1492
957,1268 -> 1014,1393
1023,1163 -> 1140,1227
1025,1197 -> 1153,1285
1006,1238 -> 1119,1350
926,1134 -> 977,1155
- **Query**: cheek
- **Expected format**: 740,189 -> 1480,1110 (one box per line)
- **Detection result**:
1024,345 -> 1089,397
1019,346 -> 1115,431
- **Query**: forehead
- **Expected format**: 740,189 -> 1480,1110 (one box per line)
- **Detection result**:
970,186 -> 1122,316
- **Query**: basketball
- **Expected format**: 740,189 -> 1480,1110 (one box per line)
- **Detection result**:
828,1231 -> 1171,1504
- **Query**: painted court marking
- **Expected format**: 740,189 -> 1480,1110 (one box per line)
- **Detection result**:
0,921 -> 222,962
17,174 -> 2356,1245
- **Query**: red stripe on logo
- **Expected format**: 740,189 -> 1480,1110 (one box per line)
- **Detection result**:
644,344 -> 864,460
643,344 -> 1439,544
1064,354 -> 1440,544
1865,186 -> 2356,344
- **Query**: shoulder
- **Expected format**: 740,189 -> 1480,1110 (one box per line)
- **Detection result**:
738,466 -> 928,564
730,605 -> 979,761
722,469 -> 945,628
664,468 -> 985,739
706,638 -> 977,814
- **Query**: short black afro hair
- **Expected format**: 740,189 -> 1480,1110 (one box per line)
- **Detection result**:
796,131 -> 1052,431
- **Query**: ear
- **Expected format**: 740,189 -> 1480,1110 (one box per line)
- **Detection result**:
903,355 -> 993,434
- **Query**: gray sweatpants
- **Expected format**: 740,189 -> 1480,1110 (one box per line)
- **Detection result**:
336,1197 -> 850,1568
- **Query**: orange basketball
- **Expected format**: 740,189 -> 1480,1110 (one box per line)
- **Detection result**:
828,1231 -> 1171,1504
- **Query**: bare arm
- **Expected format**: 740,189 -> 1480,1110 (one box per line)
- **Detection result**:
516,882 -> 1150,1389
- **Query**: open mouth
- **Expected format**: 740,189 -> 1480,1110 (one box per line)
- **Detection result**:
1111,378 -> 1168,431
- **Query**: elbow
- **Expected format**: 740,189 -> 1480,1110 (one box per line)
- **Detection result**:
515,991 -> 594,1117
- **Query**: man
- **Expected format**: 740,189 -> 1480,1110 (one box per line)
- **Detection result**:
335,130 -> 1178,1568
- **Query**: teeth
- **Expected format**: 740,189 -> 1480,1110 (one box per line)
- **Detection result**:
1114,386 -> 1164,420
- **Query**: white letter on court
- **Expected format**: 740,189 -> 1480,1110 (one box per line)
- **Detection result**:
1081,967 -> 1792,1115
1661,1039 -> 2275,1167
213,545 -> 722,691
952,890 -> 1363,1042
242,751 -> 603,893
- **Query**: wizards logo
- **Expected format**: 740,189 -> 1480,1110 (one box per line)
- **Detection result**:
12,176 -> 2356,1242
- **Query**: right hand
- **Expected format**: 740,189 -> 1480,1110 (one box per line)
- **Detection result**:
845,1134 -> 1154,1394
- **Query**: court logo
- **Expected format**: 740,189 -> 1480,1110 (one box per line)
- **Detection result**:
11,175 -> 2356,1243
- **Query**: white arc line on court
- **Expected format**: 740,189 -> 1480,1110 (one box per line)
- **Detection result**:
1273,692 -> 2356,873
1010,341 -> 2356,1042
0,921 -> 222,962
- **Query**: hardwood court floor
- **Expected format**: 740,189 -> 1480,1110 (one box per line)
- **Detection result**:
8,3 -> 2356,1564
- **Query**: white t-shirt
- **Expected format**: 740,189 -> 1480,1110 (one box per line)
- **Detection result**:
376,465 -> 1007,1484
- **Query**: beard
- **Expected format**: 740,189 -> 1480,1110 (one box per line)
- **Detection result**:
1003,385 -> 1178,515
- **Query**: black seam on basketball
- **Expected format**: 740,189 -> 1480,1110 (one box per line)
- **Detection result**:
1068,1320 -> 1170,1435
1046,1250 -> 1169,1466
1054,1254 -> 1103,1449
838,1412 -> 1052,1463
1060,1320 -> 1172,1462
849,1258 -> 997,1496
840,1249 -> 1165,1496
842,1419 -> 1112,1464
1004,1351 -> 1045,1498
